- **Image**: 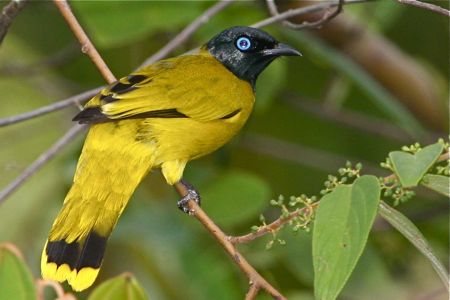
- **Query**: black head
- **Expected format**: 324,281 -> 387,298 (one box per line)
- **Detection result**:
206,26 -> 301,86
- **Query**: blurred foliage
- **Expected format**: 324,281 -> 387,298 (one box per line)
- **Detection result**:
0,1 -> 448,300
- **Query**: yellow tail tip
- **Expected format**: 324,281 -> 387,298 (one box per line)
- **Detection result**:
41,245 -> 99,291
69,267 -> 100,292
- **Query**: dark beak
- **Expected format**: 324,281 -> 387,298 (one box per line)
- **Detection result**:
261,43 -> 302,57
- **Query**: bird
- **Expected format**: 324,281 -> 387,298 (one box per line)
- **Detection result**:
41,26 -> 301,292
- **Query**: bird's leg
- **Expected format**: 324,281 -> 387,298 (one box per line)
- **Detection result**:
175,179 -> 201,215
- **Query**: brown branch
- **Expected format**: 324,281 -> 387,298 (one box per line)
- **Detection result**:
264,0 -> 344,30
53,0 -> 116,84
397,0 -> 450,17
139,0 -> 234,67
245,283 -> 260,300
0,0 -> 27,45
252,0 -> 367,28
174,182 -> 286,300
0,124 -> 85,205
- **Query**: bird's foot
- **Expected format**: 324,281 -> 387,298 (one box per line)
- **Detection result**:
176,180 -> 201,215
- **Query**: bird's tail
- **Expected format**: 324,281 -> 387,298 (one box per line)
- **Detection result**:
41,122 -> 155,291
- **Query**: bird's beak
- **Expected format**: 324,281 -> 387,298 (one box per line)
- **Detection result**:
261,43 -> 302,57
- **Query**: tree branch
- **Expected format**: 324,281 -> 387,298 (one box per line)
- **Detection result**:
174,182 -> 286,300
230,202 -> 318,245
0,0 -> 27,45
397,0 -> 450,17
0,124 -> 85,205
53,0 -> 116,84
251,0 -> 368,28
264,0 -> 344,30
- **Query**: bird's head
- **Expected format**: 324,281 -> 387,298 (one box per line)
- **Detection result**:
206,26 -> 301,87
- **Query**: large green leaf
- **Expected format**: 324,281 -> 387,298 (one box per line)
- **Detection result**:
389,143 -> 444,187
378,201 -> 449,289
313,175 -> 380,300
201,171 -> 271,227
71,2 -> 203,48
88,273 -> 148,300
421,174 -> 450,196
0,244 -> 36,300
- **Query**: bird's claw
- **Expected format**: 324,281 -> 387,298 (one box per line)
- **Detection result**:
177,188 -> 201,215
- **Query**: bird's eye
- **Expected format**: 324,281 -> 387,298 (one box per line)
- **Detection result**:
236,36 -> 252,51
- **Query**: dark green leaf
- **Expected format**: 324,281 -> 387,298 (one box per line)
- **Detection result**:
313,175 -> 380,300
389,143 -> 444,187
378,201 -> 449,288
421,174 -> 449,196
0,244 -> 36,300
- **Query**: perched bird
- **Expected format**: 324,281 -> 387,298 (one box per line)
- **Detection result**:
41,26 -> 300,291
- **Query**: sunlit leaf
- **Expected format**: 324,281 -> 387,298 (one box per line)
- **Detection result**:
313,176 -> 380,300
88,273 -> 147,300
389,143 -> 444,187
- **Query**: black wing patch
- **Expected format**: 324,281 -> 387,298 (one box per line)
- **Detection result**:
99,75 -> 150,104
73,107 -> 188,124
220,109 -> 241,119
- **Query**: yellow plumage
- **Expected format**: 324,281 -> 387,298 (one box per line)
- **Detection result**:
41,49 -> 254,291
41,26 -> 300,291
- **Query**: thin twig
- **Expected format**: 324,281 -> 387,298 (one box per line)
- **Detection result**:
265,0 -> 344,30
0,124 -> 85,205
53,0 -> 116,84
397,0 -> 450,17
0,87 -> 103,127
0,0 -> 27,45
174,182 -> 286,300
245,283 -> 260,300
139,0 -> 233,67
230,203 -> 318,244
252,0 -> 368,28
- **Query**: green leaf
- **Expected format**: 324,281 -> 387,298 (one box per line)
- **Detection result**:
378,201 -> 449,289
202,171 -> 271,227
313,175 -> 380,300
0,244 -> 36,300
389,143 -> 444,187
421,174 -> 450,196
88,273 -> 148,300
71,2 -> 203,48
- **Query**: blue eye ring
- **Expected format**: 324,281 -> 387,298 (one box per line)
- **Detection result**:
236,36 -> 252,51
